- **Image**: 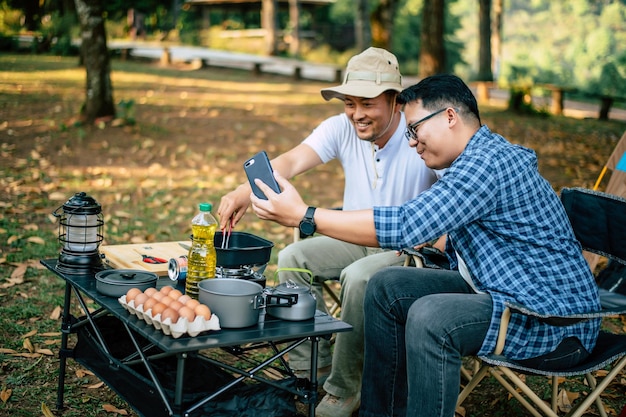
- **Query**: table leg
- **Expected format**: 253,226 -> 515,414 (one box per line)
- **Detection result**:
56,282 -> 72,410
175,353 -> 187,412
309,335 -> 319,416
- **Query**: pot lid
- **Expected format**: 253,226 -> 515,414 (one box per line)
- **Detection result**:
95,269 -> 158,285
274,280 -> 310,294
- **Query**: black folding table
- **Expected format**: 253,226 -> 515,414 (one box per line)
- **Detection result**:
41,259 -> 352,417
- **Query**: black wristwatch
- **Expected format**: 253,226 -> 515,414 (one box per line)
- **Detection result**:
299,207 -> 317,239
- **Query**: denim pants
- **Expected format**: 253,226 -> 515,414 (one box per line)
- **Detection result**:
359,266 -> 590,417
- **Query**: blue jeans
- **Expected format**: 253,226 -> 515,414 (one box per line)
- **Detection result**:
359,267 -> 590,417
360,267 -> 486,417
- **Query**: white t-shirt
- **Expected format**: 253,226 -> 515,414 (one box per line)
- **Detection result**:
303,113 -> 439,210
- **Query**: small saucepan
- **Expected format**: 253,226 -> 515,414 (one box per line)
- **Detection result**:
95,269 -> 158,297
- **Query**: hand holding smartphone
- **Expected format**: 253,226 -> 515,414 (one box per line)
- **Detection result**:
244,151 -> 281,200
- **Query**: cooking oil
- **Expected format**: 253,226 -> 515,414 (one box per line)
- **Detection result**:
186,203 -> 217,299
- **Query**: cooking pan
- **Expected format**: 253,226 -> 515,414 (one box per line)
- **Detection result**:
214,232 -> 273,268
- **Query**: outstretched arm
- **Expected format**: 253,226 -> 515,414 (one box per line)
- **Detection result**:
250,171 -> 379,247
217,144 -> 322,230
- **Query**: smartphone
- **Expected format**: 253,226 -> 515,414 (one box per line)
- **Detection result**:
244,151 -> 281,200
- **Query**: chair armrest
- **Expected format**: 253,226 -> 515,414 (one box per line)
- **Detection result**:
506,301 -> 626,326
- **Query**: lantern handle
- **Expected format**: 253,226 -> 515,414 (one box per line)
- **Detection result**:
52,205 -> 64,218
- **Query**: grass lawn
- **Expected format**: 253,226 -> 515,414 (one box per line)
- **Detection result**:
1,52 -> 625,417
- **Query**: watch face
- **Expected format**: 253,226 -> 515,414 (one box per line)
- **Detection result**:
300,221 -> 315,235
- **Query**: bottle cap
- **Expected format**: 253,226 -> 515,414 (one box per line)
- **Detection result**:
199,203 -> 212,212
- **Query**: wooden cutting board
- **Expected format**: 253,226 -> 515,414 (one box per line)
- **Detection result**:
100,241 -> 190,277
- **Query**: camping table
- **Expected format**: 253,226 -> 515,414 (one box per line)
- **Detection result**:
41,259 -> 352,417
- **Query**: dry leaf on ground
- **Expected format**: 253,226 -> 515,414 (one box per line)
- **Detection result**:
0,387 -> 11,404
103,403 -> 128,414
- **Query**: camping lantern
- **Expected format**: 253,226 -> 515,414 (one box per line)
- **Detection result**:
53,192 -> 104,275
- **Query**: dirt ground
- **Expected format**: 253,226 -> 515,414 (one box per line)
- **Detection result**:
2,54 -> 626,417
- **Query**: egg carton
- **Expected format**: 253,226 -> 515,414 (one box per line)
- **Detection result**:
119,295 -> 221,338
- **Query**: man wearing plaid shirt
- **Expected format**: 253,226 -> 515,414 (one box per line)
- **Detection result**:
250,74 -> 601,417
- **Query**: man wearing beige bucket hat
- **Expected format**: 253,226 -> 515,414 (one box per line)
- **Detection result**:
218,47 -> 440,417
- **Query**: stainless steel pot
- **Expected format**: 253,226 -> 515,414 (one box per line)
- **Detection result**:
197,275 -> 316,328
95,269 -> 158,297
198,278 -> 266,328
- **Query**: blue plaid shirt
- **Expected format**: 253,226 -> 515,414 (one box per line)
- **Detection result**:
374,125 -> 600,360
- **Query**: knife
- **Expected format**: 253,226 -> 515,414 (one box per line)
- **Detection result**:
178,242 -> 191,251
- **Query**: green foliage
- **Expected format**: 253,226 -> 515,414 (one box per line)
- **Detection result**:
498,0 -> 626,98
0,0 -> 22,33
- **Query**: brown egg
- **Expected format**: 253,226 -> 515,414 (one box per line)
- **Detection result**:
134,292 -> 149,307
161,307 -> 180,324
168,289 -> 183,300
151,302 -> 167,317
126,288 -> 142,302
185,299 -> 200,311
144,287 -> 158,297
177,294 -> 192,305
169,300 -> 184,312
160,296 -> 174,306
143,297 -> 159,312
178,306 -> 195,322
160,286 -> 174,296
151,292 -> 164,302
194,304 -> 212,320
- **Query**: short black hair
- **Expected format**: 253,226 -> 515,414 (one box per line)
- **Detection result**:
398,74 -> 481,125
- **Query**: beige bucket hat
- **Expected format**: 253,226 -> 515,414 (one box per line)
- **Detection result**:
321,47 -> 403,101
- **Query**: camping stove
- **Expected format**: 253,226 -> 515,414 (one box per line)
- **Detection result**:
215,265 -> 267,287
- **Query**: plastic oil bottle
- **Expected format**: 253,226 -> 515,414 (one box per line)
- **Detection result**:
186,202 -> 217,299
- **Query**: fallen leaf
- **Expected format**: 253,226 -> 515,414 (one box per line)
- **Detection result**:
557,389 -> 572,412
103,404 -> 128,414
23,223 -> 39,231
22,329 -> 37,338
41,402 -> 56,417
10,263 -> 27,281
26,236 -> 45,245
23,338 -> 34,353
49,192 -> 68,201
87,381 -> 104,389
35,348 -> 54,356
0,387 -> 11,403
76,369 -> 95,378
49,306 -> 62,320
12,352 -> 41,358
7,235 -> 19,245
41,332 -> 62,337
44,339 -> 61,345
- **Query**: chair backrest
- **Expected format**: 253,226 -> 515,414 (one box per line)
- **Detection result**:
560,187 -> 626,265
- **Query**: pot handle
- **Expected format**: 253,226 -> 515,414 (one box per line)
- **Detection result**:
274,267 -> 314,291
265,293 -> 298,308
253,294 -> 266,310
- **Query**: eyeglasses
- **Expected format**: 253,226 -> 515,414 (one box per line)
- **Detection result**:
405,107 -> 454,142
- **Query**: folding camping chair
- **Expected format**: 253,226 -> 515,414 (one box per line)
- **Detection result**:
585,130 -> 626,272
457,187 -> 626,417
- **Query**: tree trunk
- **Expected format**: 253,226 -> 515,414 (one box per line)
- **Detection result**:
288,0 -> 300,57
354,0 -> 371,52
477,0 -> 493,81
370,0 -> 398,50
22,0 -> 41,31
491,0 -> 503,80
261,0 -> 278,55
74,0 -> 115,124
419,0 -> 446,78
